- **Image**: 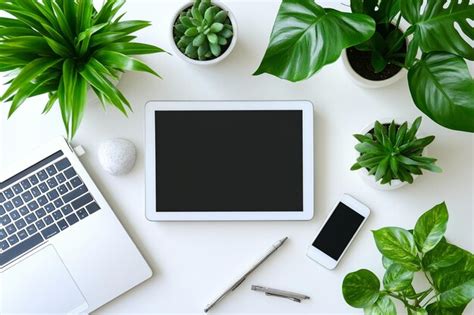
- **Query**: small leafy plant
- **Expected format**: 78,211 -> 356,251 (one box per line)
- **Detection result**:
0,0 -> 165,139
254,0 -> 474,133
351,117 -> 442,185
342,202 -> 474,314
173,0 -> 234,61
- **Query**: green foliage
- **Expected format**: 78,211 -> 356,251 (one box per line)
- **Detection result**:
173,0 -> 233,61
254,0 -> 474,133
0,0 -> 165,139
351,117 -> 442,185
342,202 -> 474,314
253,0 -> 375,82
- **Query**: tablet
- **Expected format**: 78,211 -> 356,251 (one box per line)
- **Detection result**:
145,101 -> 314,221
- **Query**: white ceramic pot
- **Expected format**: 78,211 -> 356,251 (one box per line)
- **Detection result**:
170,1 -> 238,66
356,119 -> 427,191
341,49 -> 407,89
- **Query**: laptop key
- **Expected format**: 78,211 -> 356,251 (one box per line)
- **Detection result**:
1,215 -> 12,226
29,174 -> 39,185
25,213 -> 37,224
0,240 -> 8,251
57,184 -> 68,194
12,184 -> 23,195
44,215 -> 54,226
47,178 -> 58,189
20,179 -> 31,190
77,208 -> 88,219
31,186 -> 41,197
64,167 -> 77,179
45,203 -> 55,213
18,229 -> 28,240
37,196 -> 48,206
4,188 -> 14,199
52,210 -> 63,221
8,235 -> 19,246
0,228 -> 6,240
61,205 -> 73,216
35,220 -> 45,230
15,218 -> 26,230
27,200 -> 39,211
63,185 -> 87,204
57,219 -> 69,231
19,206 -> 29,216
0,193 -> 5,203
0,233 -> 43,267
21,191 -> 33,202
55,158 -> 71,171
47,189 -> 59,201
36,208 -> 46,218
10,210 -> 20,221
37,170 -> 48,181
13,196 -> 23,207
56,173 -> 66,184
66,213 -> 79,226
6,224 -> 16,234
46,165 -> 57,176
4,201 -> 13,212
71,193 -> 93,210
54,199 -> 64,208
39,183 -> 48,193
71,177 -> 83,188
26,225 -> 37,235
41,224 -> 59,239
0,205 -> 5,216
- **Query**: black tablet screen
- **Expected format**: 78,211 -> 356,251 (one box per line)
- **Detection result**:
155,110 -> 303,212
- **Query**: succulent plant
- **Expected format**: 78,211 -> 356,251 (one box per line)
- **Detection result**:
351,117 -> 442,185
173,0 -> 233,61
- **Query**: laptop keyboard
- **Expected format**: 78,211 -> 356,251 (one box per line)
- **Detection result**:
0,151 -> 101,267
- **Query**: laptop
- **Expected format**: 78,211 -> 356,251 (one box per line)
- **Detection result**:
0,137 -> 152,313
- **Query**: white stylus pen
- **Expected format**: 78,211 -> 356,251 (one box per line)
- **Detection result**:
204,237 -> 288,313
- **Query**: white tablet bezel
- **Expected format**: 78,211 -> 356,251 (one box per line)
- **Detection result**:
145,101 -> 314,221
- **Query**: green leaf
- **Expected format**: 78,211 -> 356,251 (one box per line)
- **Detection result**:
95,50 -> 160,77
373,227 -> 420,271
209,22 -> 223,33
209,42 -> 221,57
363,295 -> 396,315
413,202 -> 449,254
423,240 -> 465,272
408,308 -> 427,315
342,269 -> 380,308
69,74 -> 88,140
437,272 -> 474,308
213,10 -> 228,23
426,302 -> 467,315
42,92 -> 58,114
0,57 -> 60,101
383,264 -> 414,291
401,0 -> 474,60
382,256 -> 395,269
408,52 -> 474,133
207,33 -> 218,44
193,33 -> 206,47
375,157 -> 390,181
253,0 -> 375,82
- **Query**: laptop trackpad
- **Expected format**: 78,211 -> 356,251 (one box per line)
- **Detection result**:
1,245 -> 88,314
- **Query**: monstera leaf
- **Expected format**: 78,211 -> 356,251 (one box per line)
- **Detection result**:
401,0 -> 474,60
254,0 -> 375,82
408,52 -> 474,132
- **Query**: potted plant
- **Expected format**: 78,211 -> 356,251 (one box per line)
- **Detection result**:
171,0 -> 237,65
254,0 -> 474,133
351,117 -> 442,190
0,0 -> 165,140
342,202 -> 474,314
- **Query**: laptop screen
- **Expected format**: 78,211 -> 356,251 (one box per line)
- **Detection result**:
154,110 -> 303,212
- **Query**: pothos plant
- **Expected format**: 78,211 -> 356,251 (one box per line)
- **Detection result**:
254,0 -> 474,133
342,202 -> 474,314
0,0 -> 165,140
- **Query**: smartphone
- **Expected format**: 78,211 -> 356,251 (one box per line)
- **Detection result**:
306,194 -> 370,269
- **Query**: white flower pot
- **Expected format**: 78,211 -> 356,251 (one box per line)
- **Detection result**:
356,119 -> 427,191
170,1 -> 238,66
341,49 -> 407,89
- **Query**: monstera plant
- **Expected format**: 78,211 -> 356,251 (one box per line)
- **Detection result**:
254,0 -> 474,133
0,0 -> 165,139
342,202 -> 474,314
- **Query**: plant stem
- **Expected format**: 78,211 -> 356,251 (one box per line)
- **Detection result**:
387,292 -> 416,311
395,13 -> 402,29
422,294 -> 438,307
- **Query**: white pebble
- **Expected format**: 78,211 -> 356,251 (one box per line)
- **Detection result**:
98,138 -> 137,176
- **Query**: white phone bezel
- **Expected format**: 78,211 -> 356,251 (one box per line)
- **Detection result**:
306,194 -> 370,269
145,100 -> 314,221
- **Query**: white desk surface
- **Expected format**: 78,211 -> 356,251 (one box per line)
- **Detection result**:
1,0 -> 473,314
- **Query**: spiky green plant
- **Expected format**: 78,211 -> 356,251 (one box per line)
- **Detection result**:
173,0 -> 233,61
0,0 -> 165,139
351,117 -> 442,185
